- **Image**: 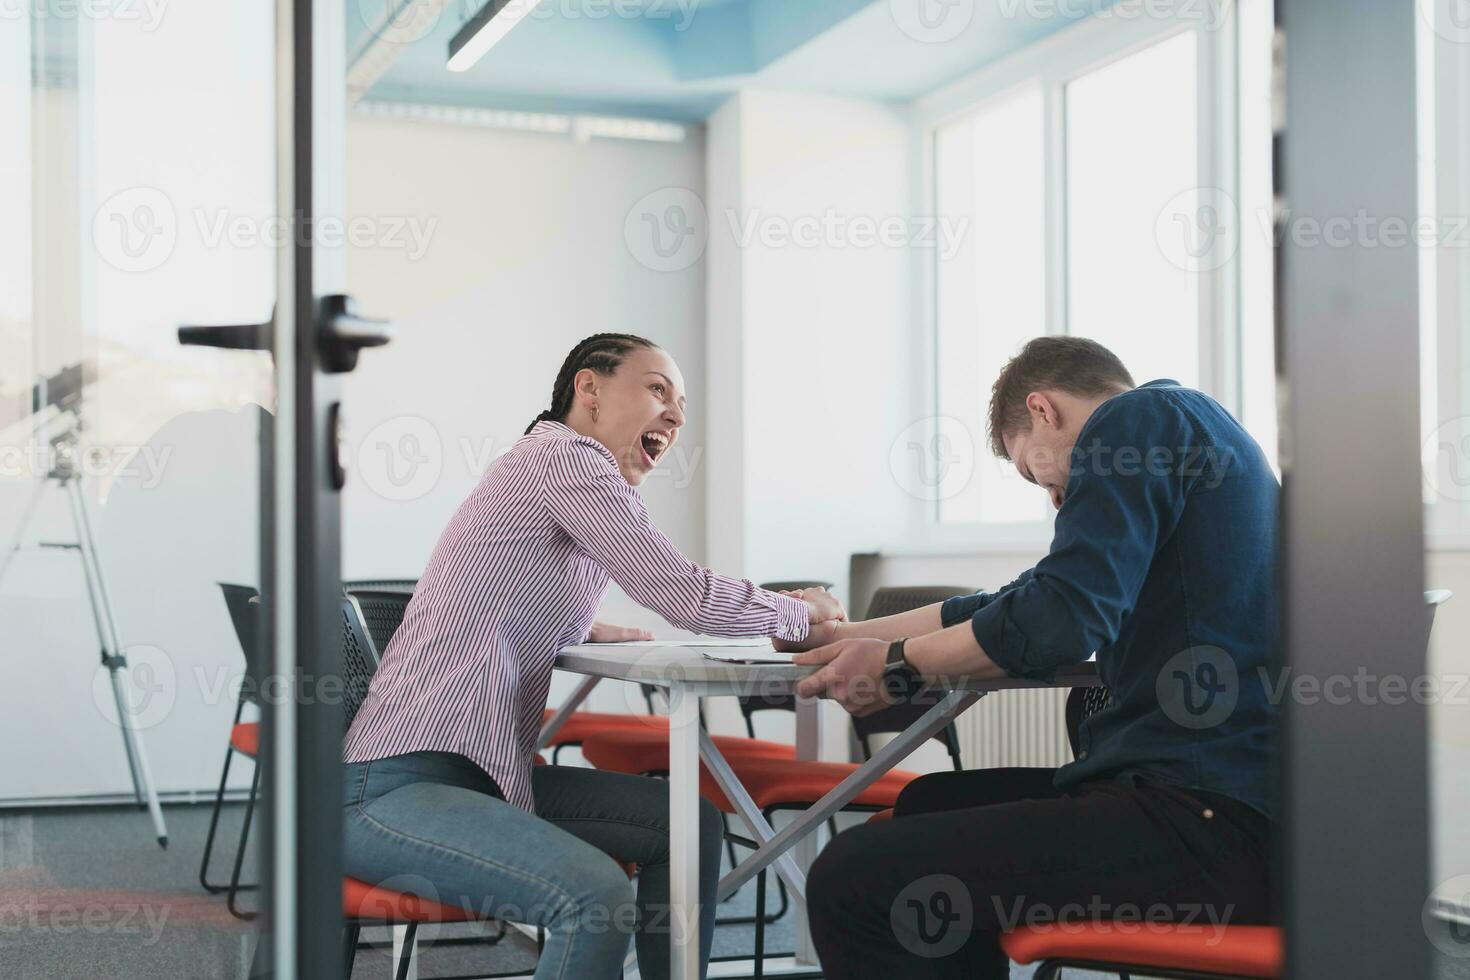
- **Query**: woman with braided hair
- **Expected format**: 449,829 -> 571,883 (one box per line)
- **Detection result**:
343,333 -> 845,979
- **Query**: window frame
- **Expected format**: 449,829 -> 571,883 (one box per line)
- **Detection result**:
1421,0 -> 1470,546
902,5 -> 1238,550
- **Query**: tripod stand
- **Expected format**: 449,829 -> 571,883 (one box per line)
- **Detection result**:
0,433 -> 168,848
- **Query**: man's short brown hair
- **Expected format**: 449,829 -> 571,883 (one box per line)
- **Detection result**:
988,336 -> 1136,458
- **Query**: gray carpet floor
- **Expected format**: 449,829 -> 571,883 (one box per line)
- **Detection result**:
2,802 -> 1468,979
0,801 -> 796,979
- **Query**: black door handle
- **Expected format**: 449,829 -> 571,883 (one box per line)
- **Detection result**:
177,294 -> 390,374
178,321 -> 270,350
318,294 -> 391,374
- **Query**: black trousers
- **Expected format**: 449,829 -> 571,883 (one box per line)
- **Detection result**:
807,767 -> 1274,978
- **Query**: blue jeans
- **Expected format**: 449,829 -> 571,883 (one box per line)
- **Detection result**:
343,751 -> 723,980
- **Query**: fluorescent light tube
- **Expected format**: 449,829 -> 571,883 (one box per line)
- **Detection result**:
447,0 -> 545,72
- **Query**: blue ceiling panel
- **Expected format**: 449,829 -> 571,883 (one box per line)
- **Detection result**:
350,0 -> 1112,120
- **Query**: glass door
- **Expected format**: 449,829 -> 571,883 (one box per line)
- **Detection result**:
0,2 -> 376,977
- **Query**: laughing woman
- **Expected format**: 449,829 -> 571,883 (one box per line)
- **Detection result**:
342,333 -> 843,980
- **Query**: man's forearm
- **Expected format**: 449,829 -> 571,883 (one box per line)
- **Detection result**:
903,620 -> 1007,681
834,602 -> 945,643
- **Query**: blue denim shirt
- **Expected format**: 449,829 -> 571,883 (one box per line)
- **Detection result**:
942,380 -> 1279,818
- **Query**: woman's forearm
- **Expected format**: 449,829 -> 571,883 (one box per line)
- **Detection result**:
836,601 -> 945,642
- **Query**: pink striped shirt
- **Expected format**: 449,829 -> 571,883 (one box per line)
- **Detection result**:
343,420 -> 810,812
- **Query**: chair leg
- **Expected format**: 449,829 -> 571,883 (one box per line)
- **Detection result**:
394,922 -> 418,980
341,923 -> 360,980
753,868 -> 767,980
720,813 -> 740,892
713,835 -> 788,926
226,765 -> 262,920
771,874 -> 789,921
198,743 -> 236,893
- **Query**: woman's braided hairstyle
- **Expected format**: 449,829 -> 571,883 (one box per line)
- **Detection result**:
525,333 -> 659,435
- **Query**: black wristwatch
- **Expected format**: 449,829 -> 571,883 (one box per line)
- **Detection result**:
882,638 -> 922,699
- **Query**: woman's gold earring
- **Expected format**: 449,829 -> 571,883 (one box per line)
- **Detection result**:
591,405 -> 599,422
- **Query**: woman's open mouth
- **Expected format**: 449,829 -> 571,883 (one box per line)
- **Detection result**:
639,429 -> 670,468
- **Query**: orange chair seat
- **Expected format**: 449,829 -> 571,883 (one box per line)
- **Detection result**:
540,708 -> 668,746
581,727 -> 795,772
582,728 -> 796,813
344,877 -> 478,923
1000,923 -> 1283,979
729,756 -> 919,811
867,808 -> 893,822
230,721 -> 260,757
583,729 -> 917,813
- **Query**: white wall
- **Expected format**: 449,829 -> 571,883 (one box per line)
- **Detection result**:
340,114 -> 708,583
704,90 -> 913,597
0,115 -> 710,803
702,90 -> 916,754
339,114 -> 710,720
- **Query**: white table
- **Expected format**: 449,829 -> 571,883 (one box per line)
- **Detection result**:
548,642 -> 1100,980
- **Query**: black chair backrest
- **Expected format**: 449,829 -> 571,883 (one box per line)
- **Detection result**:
341,596 -> 383,731
849,585 -> 973,769
346,588 -> 414,657
1064,685 -> 1112,758
759,579 -> 835,595
219,583 -> 263,703
863,585 -> 974,620
849,687 -> 964,769
345,578 -> 417,593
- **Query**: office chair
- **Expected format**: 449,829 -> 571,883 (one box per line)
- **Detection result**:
1001,590 -> 1453,979
344,577 -> 417,592
851,585 -> 973,767
200,581 -> 414,920
343,582 -> 666,762
343,587 -> 415,654
198,584 -> 264,918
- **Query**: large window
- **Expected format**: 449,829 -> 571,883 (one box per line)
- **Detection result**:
934,87 -> 1047,526
928,13 -> 1227,528
1065,30 -> 1199,389
1416,0 -> 1470,534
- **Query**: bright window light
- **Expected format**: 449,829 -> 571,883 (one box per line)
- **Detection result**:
934,86 -> 1049,526
1066,30 -> 1200,390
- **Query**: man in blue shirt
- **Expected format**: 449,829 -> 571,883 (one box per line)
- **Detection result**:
793,337 -> 1277,978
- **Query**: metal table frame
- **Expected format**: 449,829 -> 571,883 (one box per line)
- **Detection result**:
548,643 -> 1099,979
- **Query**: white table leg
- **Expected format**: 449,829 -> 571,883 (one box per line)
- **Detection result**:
667,681 -> 701,980
793,696 -> 822,965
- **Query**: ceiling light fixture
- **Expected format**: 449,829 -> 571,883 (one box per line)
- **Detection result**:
447,0 -> 546,72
